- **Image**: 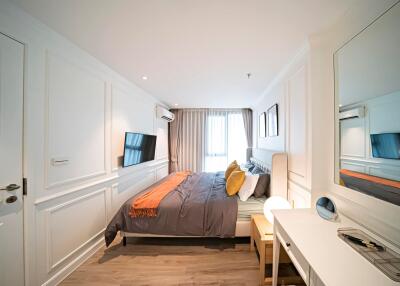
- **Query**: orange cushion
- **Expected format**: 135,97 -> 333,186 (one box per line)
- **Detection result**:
226,170 -> 245,196
225,160 -> 238,179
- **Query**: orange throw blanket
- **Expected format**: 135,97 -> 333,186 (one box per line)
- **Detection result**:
129,171 -> 191,218
340,169 -> 400,189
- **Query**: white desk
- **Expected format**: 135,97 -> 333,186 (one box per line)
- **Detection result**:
272,209 -> 399,286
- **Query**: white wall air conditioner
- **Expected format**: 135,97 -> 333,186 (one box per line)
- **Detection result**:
156,106 -> 175,122
339,106 -> 365,120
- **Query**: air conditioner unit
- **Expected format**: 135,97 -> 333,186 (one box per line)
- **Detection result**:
156,106 -> 175,122
339,106 -> 365,120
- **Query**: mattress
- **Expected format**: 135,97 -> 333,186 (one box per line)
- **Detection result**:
121,196 -> 266,238
237,196 -> 266,221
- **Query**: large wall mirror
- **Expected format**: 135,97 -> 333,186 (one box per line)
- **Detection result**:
334,3 -> 400,206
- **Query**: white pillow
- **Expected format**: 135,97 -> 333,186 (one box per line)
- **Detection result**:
238,174 -> 259,201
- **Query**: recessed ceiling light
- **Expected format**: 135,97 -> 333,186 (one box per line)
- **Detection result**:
339,104 -> 343,107
142,76 -> 148,80
174,103 -> 179,106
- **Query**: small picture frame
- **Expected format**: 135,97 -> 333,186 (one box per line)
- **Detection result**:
259,112 -> 266,137
267,104 -> 278,137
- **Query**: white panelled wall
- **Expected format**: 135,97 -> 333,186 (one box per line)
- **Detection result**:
253,0 -> 400,247
340,92 -> 400,181
308,0 -> 400,246
252,45 -> 312,209
0,1 -> 169,285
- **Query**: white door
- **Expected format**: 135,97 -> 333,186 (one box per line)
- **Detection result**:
0,33 -> 25,286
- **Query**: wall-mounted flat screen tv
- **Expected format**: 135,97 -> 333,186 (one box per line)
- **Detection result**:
123,132 -> 157,167
370,133 -> 400,160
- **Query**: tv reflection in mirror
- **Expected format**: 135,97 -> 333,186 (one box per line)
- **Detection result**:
123,132 -> 157,167
371,133 -> 400,160
335,2 -> 400,206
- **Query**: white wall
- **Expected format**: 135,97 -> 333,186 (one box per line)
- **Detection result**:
252,45 -> 312,209
252,0 -> 400,247
308,0 -> 400,246
253,84 -> 286,152
340,92 -> 400,181
0,1 -> 169,285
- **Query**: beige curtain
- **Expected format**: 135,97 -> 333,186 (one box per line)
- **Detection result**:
169,109 -> 183,172
169,109 -> 206,173
178,110 -> 206,172
169,108 -> 249,173
241,109 -> 253,160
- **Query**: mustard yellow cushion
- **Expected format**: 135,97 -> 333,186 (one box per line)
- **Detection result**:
226,170 -> 245,196
225,160 -> 238,179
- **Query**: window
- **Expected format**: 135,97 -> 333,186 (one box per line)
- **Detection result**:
204,111 -> 247,172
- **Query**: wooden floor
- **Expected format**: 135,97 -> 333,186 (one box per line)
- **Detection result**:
61,236 -> 260,286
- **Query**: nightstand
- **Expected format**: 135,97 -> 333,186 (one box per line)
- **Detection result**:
251,214 -> 304,286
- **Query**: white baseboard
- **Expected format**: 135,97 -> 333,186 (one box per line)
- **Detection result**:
42,237 -> 105,286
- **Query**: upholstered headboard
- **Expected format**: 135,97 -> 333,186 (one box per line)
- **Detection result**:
250,148 -> 288,199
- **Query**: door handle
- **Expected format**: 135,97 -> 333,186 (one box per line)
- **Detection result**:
0,184 -> 20,191
6,196 -> 18,204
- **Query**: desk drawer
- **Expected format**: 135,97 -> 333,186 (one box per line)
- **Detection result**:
275,221 -> 309,283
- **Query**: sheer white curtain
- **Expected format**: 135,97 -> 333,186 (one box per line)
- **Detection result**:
204,110 -> 247,172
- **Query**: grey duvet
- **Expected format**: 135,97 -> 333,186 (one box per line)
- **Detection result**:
104,171 -> 238,246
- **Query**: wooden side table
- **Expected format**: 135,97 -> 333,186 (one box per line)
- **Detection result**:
250,214 -> 303,286
251,214 -> 273,285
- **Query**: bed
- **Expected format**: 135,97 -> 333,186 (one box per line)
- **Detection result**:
340,169 -> 400,206
105,149 -> 288,246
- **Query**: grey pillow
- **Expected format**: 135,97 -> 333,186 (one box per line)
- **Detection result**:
253,173 -> 271,198
247,164 -> 255,172
251,166 -> 264,175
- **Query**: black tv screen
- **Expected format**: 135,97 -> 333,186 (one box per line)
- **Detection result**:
123,132 -> 157,167
370,133 -> 400,160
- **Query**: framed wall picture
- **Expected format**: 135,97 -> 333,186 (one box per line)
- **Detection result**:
267,104 -> 278,137
259,112 -> 266,137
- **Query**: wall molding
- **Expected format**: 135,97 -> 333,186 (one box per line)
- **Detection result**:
288,178 -> 311,194
110,168 -> 157,216
341,156 -> 400,168
288,180 -> 311,208
43,50 -> 107,189
340,160 -> 367,173
254,42 -> 310,106
46,170 -> 108,190
114,158 -> 169,179
41,237 -> 104,286
35,158 -> 169,206
0,3 -> 170,286
44,188 -> 107,272
110,83 -> 157,172
286,63 -> 309,188
48,228 -> 105,273
35,175 -> 117,206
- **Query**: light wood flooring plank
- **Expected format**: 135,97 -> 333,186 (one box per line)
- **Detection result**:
61,237 -> 260,286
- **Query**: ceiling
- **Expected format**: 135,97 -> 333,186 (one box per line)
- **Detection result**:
11,0 -> 355,108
